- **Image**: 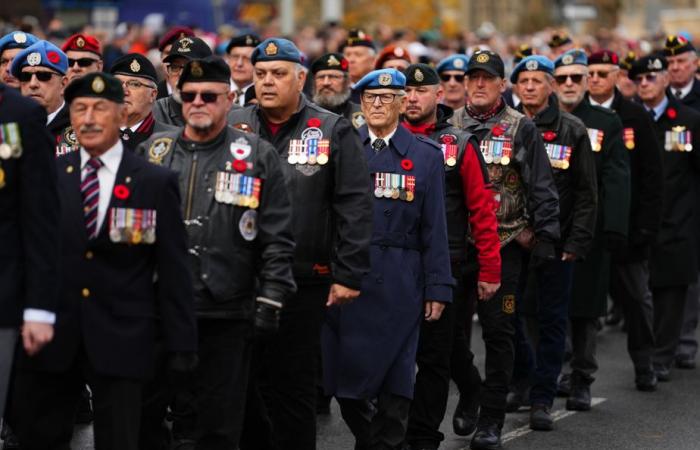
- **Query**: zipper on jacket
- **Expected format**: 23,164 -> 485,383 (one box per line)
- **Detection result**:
184,151 -> 198,219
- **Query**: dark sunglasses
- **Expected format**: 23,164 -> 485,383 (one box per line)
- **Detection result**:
554,73 -> 585,84
589,70 -> 615,79
181,91 -> 227,103
440,74 -> 465,83
19,71 -> 58,82
68,57 -> 99,68
633,73 -> 658,85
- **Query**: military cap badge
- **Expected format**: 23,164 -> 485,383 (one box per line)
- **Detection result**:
190,61 -> 204,77
378,73 -> 392,86
178,38 -> 193,52
414,68 -> 424,82
76,36 -> 85,48
91,76 -> 105,93
562,54 -> 574,65
27,52 -> 41,66
130,59 -> 141,72
526,60 -> 538,71
476,53 -> 490,63
265,42 -> 278,56
328,55 -> 341,66
453,58 -> 465,69
14,32 -> 27,44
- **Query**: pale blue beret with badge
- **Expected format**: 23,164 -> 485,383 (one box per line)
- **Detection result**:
10,40 -> 68,77
251,38 -> 302,65
0,31 -> 39,54
436,54 -> 469,74
554,49 -> 588,69
510,55 -> 554,83
354,68 -> 406,91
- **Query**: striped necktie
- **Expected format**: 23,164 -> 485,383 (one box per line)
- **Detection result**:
81,157 -> 103,239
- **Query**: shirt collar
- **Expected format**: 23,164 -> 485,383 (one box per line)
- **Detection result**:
674,79 -> 694,99
46,101 -> 65,125
121,119 -> 144,133
80,140 -> 124,174
646,95 -> 669,121
589,95 -> 614,109
368,126 -> 398,147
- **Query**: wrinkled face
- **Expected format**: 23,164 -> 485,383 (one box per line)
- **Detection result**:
360,88 -> 405,131
165,56 -> 187,95
439,70 -> 466,105
515,71 -> 552,110
226,46 -> 255,86
553,65 -> 588,107
667,52 -> 697,87
70,97 -> 126,152
635,71 -> 669,104
381,58 -> 410,72
466,70 -> 505,109
65,50 -> 103,83
404,84 -> 441,124
343,46 -> 375,80
0,48 -> 23,87
617,69 -> 637,98
587,63 -> 618,99
180,81 -> 233,133
114,74 -> 157,120
254,60 -> 306,110
19,66 -> 67,112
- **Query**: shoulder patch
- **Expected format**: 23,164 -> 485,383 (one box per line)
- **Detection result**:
148,137 -> 173,165
351,111 -> 366,129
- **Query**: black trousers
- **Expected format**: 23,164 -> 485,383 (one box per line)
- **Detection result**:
10,349 -> 142,450
240,283 -> 328,450
568,318 -> 598,381
338,393 -> 411,450
609,261 -> 655,371
652,286 -> 689,369
172,319 -> 252,450
139,338 -> 173,450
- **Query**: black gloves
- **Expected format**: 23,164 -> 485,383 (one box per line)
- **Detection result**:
255,297 -> 283,334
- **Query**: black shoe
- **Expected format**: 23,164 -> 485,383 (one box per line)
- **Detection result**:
75,386 -> 94,424
654,365 -> 671,382
453,394 -> 479,436
635,370 -> 658,392
505,383 -> 530,412
675,354 -> 696,369
529,404 -> 554,431
556,373 -> 571,397
565,376 -> 591,411
470,423 -> 502,450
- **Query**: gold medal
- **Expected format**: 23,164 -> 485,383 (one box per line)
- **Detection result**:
561,160 -> 570,170
0,166 -> 5,189
406,191 -> 414,202
391,188 -> 400,200
501,156 -> 510,165
249,198 -> 259,209
317,153 -> 329,165
446,157 -> 456,167
625,140 -> 635,150
132,229 -> 142,244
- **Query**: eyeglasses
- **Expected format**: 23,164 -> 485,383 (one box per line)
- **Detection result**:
589,70 -> 616,79
315,74 -> 345,82
440,74 -> 465,83
181,91 -> 227,103
633,73 -> 659,85
554,73 -> 585,85
167,64 -> 185,75
361,92 -> 399,104
18,71 -> 59,82
121,80 -> 155,90
68,58 -> 100,68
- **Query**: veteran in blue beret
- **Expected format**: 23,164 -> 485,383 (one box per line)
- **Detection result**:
10,40 -> 73,147
437,54 -> 469,110
0,31 -> 39,87
322,67 -> 453,448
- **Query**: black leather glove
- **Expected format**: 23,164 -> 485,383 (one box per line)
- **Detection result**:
604,232 -> 627,253
167,351 -> 198,392
531,240 -> 556,267
255,297 -> 282,335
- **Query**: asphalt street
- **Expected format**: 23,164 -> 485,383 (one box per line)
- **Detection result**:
9,319 -> 700,450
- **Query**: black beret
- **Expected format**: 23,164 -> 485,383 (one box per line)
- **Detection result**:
177,56 -> 231,89
65,72 -> 124,104
226,34 -> 261,54
548,32 -> 572,49
663,35 -> 696,57
311,53 -> 348,74
109,53 -> 157,83
619,51 -> 637,71
628,54 -> 668,80
344,29 -> 375,50
513,44 -> 533,64
405,63 -> 439,86
164,37 -> 213,63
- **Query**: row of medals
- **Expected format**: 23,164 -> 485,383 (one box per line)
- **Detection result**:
0,143 -> 21,188
287,139 -> 329,165
215,190 -> 260,209
480,141 -> 512,166
374,178 -> 415,202
665,131 -> 693,152
110,227 -> 156,245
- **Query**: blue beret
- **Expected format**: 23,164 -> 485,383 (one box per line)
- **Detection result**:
10,40 -> 68,77
0,31 -> 39,54
354,68 -> 406,91
436,54 -> 469,73
510,55 -> 554,83
554,49 -> 588,69
252,38 -> 302,65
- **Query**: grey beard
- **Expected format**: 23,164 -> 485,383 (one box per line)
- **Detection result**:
313,90 -> 351,110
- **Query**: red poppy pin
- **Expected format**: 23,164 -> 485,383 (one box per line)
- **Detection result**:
47,51 -> 60,64
401,159 -> 414,171
307,118 -> 321,128
113,184 -> 130,200
341,58 -> 349,70
233,159 -> 247,173
667,108 -> 677,119
542,131 -> 557,142
492,125 -> 505,137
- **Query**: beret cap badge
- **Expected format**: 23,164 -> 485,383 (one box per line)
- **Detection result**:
562,54 -> 574,65
190,61 -> 204,77
265,42 -> 278,56
327,55 -> 341,66
130,59 -> 141,72
414,69 -> 424,82
76,37 -> 85,48
526,60 -> 538,71
453,58 -> 465,69
378,73 -> 392,86
14,32 -> 27,44
27,52 -> 41,66
91,76 -> 105,93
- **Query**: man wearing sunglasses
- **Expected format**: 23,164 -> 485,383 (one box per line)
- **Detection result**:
61,33 -> 103,83
452,50 -> 561,437
552,49 -> 631,411
138,56 -> 295,449
231,38 -> 372,450
400,63 -> 501,450
663,35 -> 700,372
311,52 -> 364,129
153,36 -> 213,127
586,49 -> 665,391
630,54 -> 700,383
109,53 -> 176,150
508,54 -> 597,431
437,54 -> 469,111
0,31 -> 39,88
10,40 -> 73,149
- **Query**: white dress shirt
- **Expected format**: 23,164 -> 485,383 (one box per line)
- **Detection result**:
46,101 -> 65,125
673,79 -> 694,99
589,95 -> 614,109
368,127 -> 398,148
232,80 -> 253,106
80,141 -> 124,232
120,119 -> 144,133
